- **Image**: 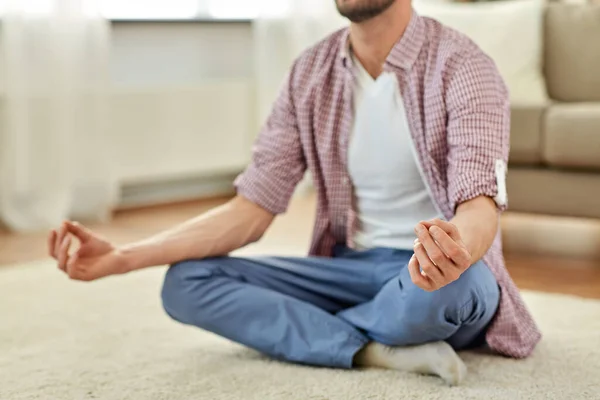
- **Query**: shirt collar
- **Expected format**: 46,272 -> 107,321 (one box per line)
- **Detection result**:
339,10 -> 425,72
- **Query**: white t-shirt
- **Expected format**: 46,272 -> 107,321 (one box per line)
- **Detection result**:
348,53 -> 442,250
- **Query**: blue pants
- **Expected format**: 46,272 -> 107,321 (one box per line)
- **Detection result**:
161,246 -> 500,368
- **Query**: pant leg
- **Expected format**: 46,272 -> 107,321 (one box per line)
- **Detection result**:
337,252 -> 500,350
161,250 -> 384,368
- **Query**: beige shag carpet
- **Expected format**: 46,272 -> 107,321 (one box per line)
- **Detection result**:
1,260 -> 599,400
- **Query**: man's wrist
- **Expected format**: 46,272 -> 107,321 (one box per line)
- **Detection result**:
116,245 -> 145,273
451,220 -> 492,263
118,236 -> 169,273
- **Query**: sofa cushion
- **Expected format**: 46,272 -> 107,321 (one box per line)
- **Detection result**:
545,4 -> 600,102
544,104 -> 600,170
415,0 -> 547,106
507,168 -> 600,219
509,106 -> 545,165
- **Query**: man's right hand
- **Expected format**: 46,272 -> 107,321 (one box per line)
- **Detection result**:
47,196 -> 274,281
48,221 -> 128,281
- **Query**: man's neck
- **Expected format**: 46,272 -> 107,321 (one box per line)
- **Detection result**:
349,2 -> 412,79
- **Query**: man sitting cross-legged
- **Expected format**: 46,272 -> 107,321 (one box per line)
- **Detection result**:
48,0 -> 541,386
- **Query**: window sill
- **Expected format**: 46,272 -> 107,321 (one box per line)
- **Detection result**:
109,17 -> 252,24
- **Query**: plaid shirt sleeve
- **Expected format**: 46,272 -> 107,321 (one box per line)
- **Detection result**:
445,51 -> 511,213
234,64 -> 307,215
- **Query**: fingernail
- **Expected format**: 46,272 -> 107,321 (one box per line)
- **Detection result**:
415,224 -> 425,234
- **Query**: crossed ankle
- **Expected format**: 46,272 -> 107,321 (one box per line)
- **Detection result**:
354,341 -> 467,386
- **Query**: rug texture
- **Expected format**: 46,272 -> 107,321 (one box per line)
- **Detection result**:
1,260 -> 599,400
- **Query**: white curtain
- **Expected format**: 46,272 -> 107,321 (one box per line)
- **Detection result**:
253,0 -> 348,126
0,0 -> 117,232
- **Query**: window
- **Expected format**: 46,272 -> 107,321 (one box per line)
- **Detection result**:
0,0 -> 265,20
101,0 -> 261,20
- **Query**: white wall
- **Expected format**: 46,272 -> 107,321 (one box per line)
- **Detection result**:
0,21 -> 259,206
111,22 -> 253,87
109,22 -> 256,187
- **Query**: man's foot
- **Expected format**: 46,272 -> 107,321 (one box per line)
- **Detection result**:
354,341 -> 467,386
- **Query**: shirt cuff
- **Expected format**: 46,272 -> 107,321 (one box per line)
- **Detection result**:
234,165 -> 296,215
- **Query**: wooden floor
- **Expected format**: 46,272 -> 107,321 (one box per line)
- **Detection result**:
1,194 -> 599,299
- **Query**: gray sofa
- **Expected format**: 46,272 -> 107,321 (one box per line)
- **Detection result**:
507,4 -> 600,219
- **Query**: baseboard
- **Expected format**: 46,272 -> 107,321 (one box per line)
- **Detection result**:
117,172 -> 238,210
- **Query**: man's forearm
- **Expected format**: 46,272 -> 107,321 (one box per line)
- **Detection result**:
119,196 -> 275,272
450,196 -> 499,262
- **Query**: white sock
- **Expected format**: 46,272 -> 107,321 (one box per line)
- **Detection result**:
354,341 -> 467,386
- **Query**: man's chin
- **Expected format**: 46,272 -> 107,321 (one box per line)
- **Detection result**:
336,0 -> 396,23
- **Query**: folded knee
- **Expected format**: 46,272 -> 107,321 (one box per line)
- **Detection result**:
356,262 -> 498,347
452,260 -> 499,302
420,261 -> 498,321
161,259 -> 221,324
401,261 -> 495,316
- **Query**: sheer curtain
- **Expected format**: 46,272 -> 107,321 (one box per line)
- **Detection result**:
0,0 -> 116,232
253,0 -> 347,193
253,0 -> 348,125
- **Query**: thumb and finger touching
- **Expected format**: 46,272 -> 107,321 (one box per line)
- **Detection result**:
419,219 -> 461,242
58,235 -> 72,271
428,225 -> 469,266
65,221 -> 94,243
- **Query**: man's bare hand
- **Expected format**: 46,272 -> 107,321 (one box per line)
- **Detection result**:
48,221 -> 127,281
408,219 -> 472,292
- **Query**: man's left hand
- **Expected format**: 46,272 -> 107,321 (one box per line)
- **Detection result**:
408,219 -> 472,291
